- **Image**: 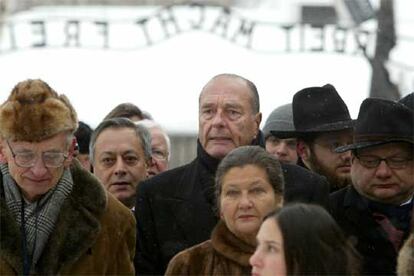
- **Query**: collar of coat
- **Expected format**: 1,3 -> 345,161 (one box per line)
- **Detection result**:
196,130 -> 266,175
0,159 -> 107,274
211,220 -> 255,267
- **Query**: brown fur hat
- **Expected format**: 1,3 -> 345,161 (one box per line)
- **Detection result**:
0,79 -> 78,142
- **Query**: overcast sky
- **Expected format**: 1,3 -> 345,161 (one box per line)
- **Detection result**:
0,1 -> 412,133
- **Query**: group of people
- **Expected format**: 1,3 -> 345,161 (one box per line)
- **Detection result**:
0,74 -> 412,275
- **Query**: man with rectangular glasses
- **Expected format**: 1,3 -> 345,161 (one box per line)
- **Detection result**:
330,98 -> 414,275
0,79 -> 135,275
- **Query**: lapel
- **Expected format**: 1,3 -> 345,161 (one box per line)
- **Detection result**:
0,161 -> 107,274
36,161 -> 107,274
342,186 -> 394,250
0,183 -> 23,274
170,142 -> 219,245
169,160 -> 217,245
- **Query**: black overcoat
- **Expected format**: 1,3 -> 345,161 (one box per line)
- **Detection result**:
330,185 -> 413,275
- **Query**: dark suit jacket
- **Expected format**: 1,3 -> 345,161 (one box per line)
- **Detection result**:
134,142 -> 330,275
330,186 -> 413,275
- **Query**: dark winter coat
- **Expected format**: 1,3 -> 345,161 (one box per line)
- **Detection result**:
330,185 -> 413,275
0,160 -> 136,275
165,220 -> 253,275
134,140 -> 330,275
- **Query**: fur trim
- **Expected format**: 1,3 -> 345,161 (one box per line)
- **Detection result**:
0,160 -> 107,274
397,233 -> 414,276
0,79 -> 78,142
211,220 -> 255,266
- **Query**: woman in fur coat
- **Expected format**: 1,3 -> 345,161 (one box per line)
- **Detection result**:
165,146 -> 284,275
397,211 -> 414,276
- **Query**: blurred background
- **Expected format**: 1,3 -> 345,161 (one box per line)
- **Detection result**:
0,0 -> 413,168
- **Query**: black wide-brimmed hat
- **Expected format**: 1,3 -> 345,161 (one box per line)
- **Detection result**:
335,98 -> 414,153
274,84 -> 354,138
399,92 -> 413,110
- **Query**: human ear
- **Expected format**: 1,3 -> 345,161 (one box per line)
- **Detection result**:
297,140 -> 311,161
64,137 -> 77,166
254,112 -> 262,135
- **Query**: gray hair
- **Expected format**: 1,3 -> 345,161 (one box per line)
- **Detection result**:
135,119 -> 171,161
89,117 -> 152,164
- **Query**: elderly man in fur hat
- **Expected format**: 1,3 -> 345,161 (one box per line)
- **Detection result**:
0,79 -> 136,275
330,98 -> 414,275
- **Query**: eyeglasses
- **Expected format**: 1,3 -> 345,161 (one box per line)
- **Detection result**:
7,140 -> 68,168
152,149 -> 169,161
355,154 -> 413,169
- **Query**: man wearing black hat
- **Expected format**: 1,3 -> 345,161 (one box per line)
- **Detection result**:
330,98 -> 414,275
273,84 -> 354,192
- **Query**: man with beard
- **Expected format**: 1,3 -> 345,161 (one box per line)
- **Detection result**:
274,84 -> 354,192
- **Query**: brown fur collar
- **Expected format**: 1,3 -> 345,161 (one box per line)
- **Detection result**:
0,160 -> 106,274
211,220 -> 255,267
397,233 -> 414,276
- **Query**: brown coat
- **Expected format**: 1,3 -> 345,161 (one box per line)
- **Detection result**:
397,233 -> 414,276
165,220 -> 254,275
0,161 -> 136,275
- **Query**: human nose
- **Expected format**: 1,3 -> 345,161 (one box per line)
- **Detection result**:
375,160 -> 392,178
339,150 -> 351,162
211,109 -> 225,127
30,157 -> 48,176
149,157 -> 160,172
276,143 -> 288,156
114,156 -> 127,177
249,249 -> 262,268
239,192 -> 253,209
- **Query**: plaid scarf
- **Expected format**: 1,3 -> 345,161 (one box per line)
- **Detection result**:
1,163 -> 73,270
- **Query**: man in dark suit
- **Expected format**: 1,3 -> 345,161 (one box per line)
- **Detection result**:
134,74 -> 330,275
330,98 -> 414,275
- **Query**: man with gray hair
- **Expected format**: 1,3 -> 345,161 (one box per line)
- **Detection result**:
136,119 -> 171,177
135,73 -> 330,275
90,117 -> 152,209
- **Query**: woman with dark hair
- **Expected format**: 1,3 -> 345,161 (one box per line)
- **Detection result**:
250,203 -> 360,276
165,146 -> 284,275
